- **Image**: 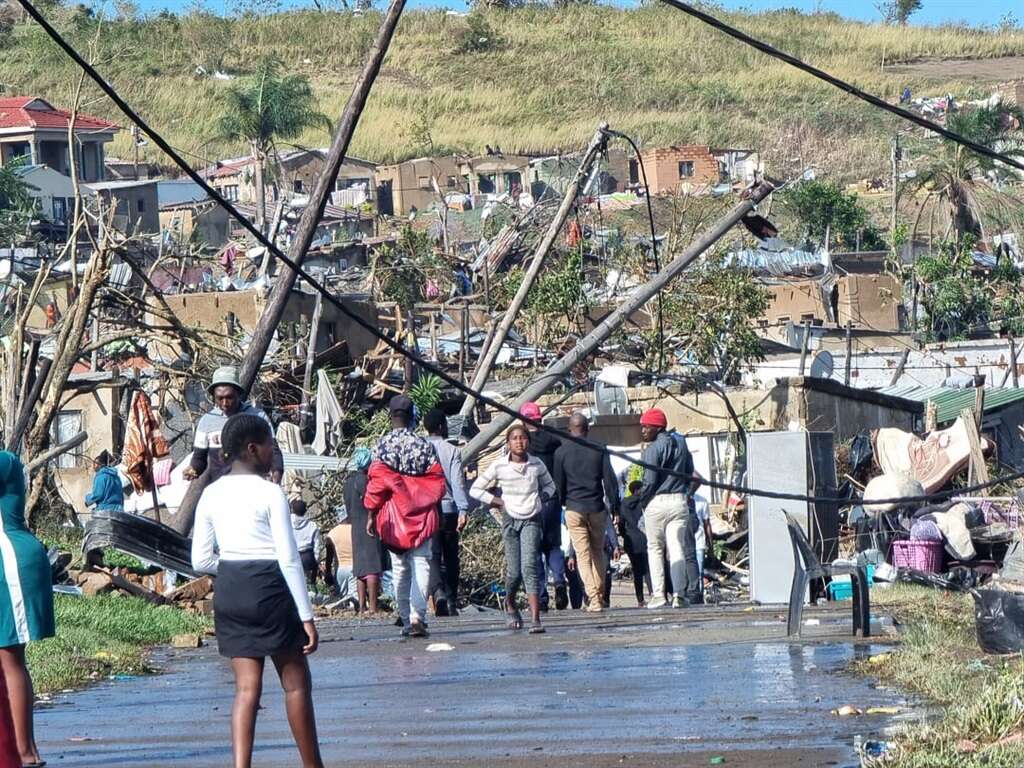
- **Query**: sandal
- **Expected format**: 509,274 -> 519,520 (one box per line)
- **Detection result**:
506,611 -> 523,631
528,622 -> 546,635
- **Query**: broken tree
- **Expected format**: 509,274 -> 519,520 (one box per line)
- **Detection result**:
461,180 -> 777,462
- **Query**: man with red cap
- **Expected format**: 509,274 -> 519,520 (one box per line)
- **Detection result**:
637,407 -> 701,608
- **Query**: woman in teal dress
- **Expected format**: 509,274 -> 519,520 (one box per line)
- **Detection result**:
0,452 -> 54,768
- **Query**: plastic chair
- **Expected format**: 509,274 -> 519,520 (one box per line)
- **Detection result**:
785,512 -> 870,638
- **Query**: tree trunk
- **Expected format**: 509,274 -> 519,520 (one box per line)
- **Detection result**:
253,143 -> 266,236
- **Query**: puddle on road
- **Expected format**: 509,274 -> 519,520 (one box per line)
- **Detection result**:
37,638 -> 910,767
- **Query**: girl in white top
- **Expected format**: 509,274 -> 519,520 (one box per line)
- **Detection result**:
470,425 -> 556,633
192,413 -> 324,768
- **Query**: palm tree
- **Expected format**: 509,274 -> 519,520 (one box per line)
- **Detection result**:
217,57 -> 330,235
911,104 -> 1024,245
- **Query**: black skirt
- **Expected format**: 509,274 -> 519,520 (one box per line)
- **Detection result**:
213,560 -> 305,658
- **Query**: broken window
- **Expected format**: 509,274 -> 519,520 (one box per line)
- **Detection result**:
446,176 -> 458,188
478,174 -> 496,194
678,161 -> 694,179
776,315 -> 790,326
417,176 -> 431,190
50,411 -> 83,469
136,197 -> 146,214
294,179 -> 304,193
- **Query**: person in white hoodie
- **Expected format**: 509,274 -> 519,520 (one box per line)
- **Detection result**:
290,498 -> 324,586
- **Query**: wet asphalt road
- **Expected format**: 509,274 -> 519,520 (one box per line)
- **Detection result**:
36,604 -> 910,767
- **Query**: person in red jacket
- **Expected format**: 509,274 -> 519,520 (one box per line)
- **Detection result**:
363,396 -> 446,639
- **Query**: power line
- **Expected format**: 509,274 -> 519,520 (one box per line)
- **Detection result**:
658,0 -> 1024,174
17,0 -> 1024,507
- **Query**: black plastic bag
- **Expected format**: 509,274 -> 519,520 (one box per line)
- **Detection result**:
848,433 -> 874,477
974,589 -> 1024,654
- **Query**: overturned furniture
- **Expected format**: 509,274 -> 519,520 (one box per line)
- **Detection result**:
84,509 -> 197,576
786,513 -> 870,638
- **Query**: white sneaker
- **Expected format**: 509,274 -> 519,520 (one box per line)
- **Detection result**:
672,596 -> 686,608
647,598 -> 668,609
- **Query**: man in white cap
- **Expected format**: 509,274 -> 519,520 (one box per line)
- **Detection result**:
183,365 -> 283,484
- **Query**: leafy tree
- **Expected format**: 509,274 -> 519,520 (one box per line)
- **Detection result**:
914,238 -> 992,340
779,179 -> 886,250
217,57 -> 329,234
875,0 -> 922,25
659,253 -> 769,383
372,226 -> 446,310
0,160 -> 35,245
911,104 -> 1024,244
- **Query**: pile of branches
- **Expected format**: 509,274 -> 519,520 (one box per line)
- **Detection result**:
457,514 -> 505,608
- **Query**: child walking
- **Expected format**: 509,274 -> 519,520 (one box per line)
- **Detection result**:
192,413 -> 324,768
470,425 -> 556,634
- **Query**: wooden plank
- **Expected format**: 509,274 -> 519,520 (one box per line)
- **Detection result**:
961,406 -> 989,495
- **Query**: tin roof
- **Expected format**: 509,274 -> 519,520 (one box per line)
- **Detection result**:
876,385 -> 1024,424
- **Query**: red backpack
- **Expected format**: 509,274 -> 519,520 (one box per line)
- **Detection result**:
364,461 -> 445,552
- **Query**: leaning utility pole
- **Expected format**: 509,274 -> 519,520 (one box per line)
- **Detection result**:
237,0 -> 407,397
461,180 -> 776,463
172,0 -> 406,537
458,123 -> 609,419
890,134 -> 901,245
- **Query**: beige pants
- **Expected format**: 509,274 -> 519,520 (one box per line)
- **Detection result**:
566,509 -> 608,608
644,493 -> 688,601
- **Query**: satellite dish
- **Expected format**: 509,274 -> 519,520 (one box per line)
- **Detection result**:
809,350 -> 835,380
594,380 -> 629,416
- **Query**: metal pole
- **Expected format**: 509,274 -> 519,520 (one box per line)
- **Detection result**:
457,124 -> 609,419
843,321 -> 852,386
1001,335 -> 1020,389
298,291 -> 323,432
237,0 -> 408,397
462,180 -> 775,462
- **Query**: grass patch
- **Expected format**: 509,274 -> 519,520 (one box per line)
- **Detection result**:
1,6 -> 1022,179
860,586 -> 1024,767
27,595 -> 210,694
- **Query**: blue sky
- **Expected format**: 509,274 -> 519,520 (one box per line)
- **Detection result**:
720,0 -> 1017,26
128,0 -> 1019,25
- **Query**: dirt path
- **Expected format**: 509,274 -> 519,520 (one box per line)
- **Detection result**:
887,55 -> 1024,82
36,604 -> 909,767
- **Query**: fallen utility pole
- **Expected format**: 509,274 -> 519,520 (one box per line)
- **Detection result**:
172,0 -> 406,537
461,180 -> 776,463
237,0 -> 407,397
457,124 -> 609,419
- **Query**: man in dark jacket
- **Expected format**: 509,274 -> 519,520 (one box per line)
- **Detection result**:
520,402 -> 568,610
619,480 -> 652,606
638,408 -> 700,608
554,412 -> 619,612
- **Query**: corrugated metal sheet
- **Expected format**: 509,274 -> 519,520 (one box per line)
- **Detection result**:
876,385 -> 1024,424
282,452 -> 346,472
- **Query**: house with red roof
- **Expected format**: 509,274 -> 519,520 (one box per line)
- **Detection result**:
0,96 -> 118,182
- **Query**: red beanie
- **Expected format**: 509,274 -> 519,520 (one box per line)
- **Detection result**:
639,408 -> 668,429
519,402 -> 542,421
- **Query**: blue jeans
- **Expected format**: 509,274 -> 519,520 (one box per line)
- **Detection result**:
537,547 -> 567,606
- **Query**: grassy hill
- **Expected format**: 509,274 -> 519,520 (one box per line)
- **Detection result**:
2,4 -> 1023,180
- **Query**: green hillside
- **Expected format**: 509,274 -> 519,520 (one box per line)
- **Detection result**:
3,4 -> 1023,179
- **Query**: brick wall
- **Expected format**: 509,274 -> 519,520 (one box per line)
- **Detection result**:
639,145 -> 720,195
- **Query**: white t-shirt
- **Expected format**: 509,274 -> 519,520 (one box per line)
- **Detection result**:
693,494 -> 710,552
191,474 -> 314,621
